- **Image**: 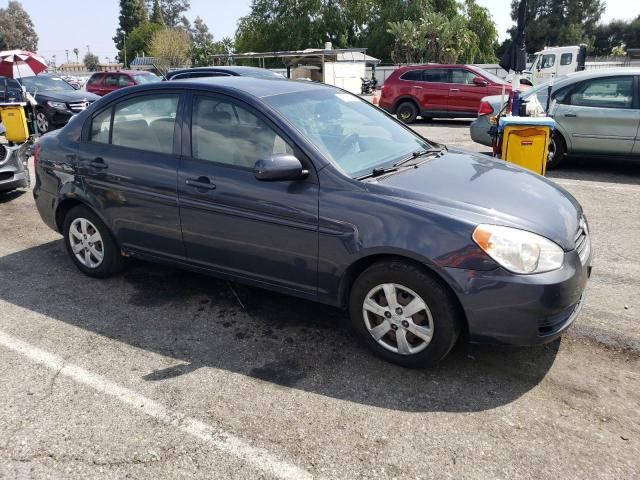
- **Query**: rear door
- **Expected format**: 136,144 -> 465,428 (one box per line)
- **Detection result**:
447,67 -> 488,115
78,91 -> 185,257
555,75 -> 639,155
177,93 -> 319,294
414,68 -> 449,115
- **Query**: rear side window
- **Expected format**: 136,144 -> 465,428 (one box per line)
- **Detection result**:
89,94 -> 180,153
400,70 -> 423,81
568,77 -> 634,109
560,53 -> 573,66
423,69 -> 448,83
90,108 -> 112,144
103,75 -> 119,87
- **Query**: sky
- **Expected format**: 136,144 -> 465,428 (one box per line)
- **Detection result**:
6,0 -> 640,64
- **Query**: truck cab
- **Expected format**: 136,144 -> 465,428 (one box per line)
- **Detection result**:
528,45 -> 586,84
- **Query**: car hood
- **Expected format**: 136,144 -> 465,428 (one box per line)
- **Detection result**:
35,90 -> 100,103
370,149 -> 582,250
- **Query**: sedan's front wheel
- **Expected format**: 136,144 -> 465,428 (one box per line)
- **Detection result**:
349,261 -> 461,367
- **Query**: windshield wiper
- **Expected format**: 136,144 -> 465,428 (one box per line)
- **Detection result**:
356,165 -> 400,180
394,148 -> 445,167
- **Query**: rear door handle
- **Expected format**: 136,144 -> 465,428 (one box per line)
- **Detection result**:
450,88 -> 460,92
89,158 -> 108,170
564,113 -> 577,117
185,176 -> 216,190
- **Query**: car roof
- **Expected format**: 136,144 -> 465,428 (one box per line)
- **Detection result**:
111,76 -> 331,100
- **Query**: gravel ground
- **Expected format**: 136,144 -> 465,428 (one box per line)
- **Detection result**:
0,122 -> 638,479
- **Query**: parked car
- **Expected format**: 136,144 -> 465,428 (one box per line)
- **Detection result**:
17,74 -> 100,134
32,77 -> 592,367
165,66 -> 285,81
86,70 -> 161,96
470,68 -> 640,168
379,64 -> 514,123
0,143 -> 30,192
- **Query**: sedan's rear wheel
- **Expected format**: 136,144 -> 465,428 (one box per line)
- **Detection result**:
63,205 -> 127,278
547,133 -> 566,170
349,261 -> 461,367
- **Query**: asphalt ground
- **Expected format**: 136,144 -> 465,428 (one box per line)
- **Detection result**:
0,121 -> 638,479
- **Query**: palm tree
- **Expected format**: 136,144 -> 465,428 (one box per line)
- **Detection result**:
73,48 -> 79,63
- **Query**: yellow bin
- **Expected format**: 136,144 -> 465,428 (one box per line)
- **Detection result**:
499,116 -> 556,176
0,103 -> 30,144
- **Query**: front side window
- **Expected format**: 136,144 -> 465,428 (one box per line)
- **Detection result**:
191,96 -> 293,168
108,94 -> 180,153
560,53 -> 573,66
569,77 -> 634,109
450,68 -> 477,85
117,75 -> 131,87
538,54 -> 556,69
264,89 -> 432,178
104,75 -> 119,87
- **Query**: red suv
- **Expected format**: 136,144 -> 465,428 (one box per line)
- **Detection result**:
86,70 -> 161,96
379,65 -> 512,123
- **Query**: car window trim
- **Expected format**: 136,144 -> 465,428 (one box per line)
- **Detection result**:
83,90 -> 185,156
183,90 -> 318,182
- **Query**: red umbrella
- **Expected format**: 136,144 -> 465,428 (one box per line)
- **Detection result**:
0,49 -> 48,79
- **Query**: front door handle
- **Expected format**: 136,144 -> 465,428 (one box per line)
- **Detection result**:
414,86 -> 423,89
450,88 -> 460,92
89,158 -> 108,170
564,113 -> 577,117
185,176 -> 216,190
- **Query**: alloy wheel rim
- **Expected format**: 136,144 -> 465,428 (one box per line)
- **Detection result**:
362,283 -> 434,355
69,218 -> 104,268
36,112 -> 48,132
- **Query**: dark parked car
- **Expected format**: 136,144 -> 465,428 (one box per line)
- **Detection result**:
18,74 -> 100,133
165,66 -> 285,81
33,78 -> 592,367
86,70 -> 161,96
379,64 -> 514,123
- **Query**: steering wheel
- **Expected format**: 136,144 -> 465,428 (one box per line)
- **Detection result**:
337,133 -> 360,156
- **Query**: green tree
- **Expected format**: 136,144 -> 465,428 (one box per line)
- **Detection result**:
506,0 -> 605,54
120,22 -> 162,66
460,0 -> 497,63
592,15 -> 639,56
151,0 -> 165,25
160,0 -> 191,28
0,1 -> 38,51
190,17 -> 215,66
83,52 -> 100,71
150,27 -> 191,67
113,0 -> 148,52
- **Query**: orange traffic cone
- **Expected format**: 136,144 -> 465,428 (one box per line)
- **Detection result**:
372,92 -> 379,106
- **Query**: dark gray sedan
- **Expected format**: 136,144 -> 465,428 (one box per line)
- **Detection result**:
471,68 -> 640,167
33,77 -> 591,367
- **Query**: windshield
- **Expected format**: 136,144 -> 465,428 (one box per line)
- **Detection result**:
264,89 -> 432,178
472,67 -> 507,85
20,75 -> 75,92
134,74 -> 161,84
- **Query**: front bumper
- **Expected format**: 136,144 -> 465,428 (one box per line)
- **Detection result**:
444,250 -> 592,345
0,145 -> 29,192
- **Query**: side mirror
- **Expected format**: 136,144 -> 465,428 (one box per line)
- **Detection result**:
254,154 -> 308,182
472,77 -> 488,87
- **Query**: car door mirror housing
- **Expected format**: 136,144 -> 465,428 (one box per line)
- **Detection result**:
254,154 -> 308,182
473,77 -> 488,87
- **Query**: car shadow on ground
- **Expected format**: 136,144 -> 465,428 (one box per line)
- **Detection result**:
414,118 -> 474,128
546,156 -> 640,186
0,240 -> 561,413
0,189 -> 26,204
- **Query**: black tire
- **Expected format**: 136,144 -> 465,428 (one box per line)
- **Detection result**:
349,260 -> 462,368
63,205 -> 127,278
396,102 -> 418,124
35,108 -> 51,134
547,132 -> 566,170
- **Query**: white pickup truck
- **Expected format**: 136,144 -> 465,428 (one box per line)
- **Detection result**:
507,45 -> 588,85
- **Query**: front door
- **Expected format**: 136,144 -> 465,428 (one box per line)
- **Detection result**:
78,92 -> 185,258
447,68 -> 489,115
554,75 -> 639,155
178,94 -> 319,295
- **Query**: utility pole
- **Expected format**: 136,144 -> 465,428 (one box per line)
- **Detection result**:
65,50 -> 69,63
120,30 -> 127,67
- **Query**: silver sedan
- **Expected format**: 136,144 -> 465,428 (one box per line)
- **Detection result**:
470,68 -> 640,168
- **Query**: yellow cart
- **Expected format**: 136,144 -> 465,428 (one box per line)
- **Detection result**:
0,102 -> 30,144
498,116 -> 556,176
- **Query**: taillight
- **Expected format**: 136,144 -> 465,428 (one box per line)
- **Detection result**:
33,142 -> 40,173
478,101 -> 494,116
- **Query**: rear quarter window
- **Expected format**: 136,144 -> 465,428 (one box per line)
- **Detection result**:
400,70 -> 423,81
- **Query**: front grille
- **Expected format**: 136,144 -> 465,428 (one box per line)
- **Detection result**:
574,218 -> 591,265
68,100 -> 93,112
0,145 -> 6,164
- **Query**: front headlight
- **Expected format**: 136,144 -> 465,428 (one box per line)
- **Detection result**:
472,224 -> 564,274
47,101 -> 67,110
